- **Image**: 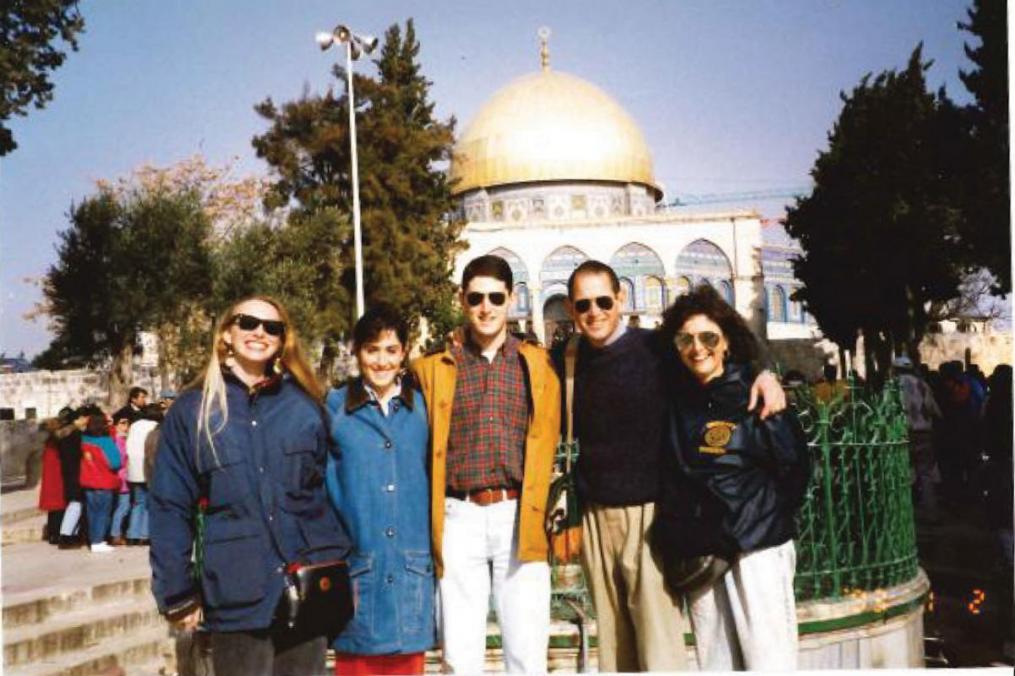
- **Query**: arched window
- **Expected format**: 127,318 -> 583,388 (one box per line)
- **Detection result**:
718,280 -> 734,305
645,276 -> 665,312
768,286 -> 787,322
610,243 -> 665,312
541,246 -> 588,288
677,239 -> 732,278
675,276 -> 692,297
619,278 -> 636,311
513,283 -> 529,315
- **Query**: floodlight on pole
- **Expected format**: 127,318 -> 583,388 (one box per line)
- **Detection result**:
315,24 -> 377,320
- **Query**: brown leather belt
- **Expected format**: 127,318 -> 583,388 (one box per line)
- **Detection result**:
446,487 -> 520,506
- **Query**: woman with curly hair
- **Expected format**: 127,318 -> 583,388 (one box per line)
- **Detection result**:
150,296 -> 351,676
652,284 -> 810,671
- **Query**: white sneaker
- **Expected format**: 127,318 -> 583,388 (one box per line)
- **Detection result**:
90,542 -> 113,553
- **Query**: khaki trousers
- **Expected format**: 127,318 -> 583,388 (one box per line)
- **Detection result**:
581,501 -> 689,672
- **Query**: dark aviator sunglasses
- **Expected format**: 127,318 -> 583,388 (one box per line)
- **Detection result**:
465,291 -> 507,307
573,296 -> 615,314
674,331 -> 722,351
232,313 -> 286,337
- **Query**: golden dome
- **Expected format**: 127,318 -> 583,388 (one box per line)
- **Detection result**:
450,69 -> 661,199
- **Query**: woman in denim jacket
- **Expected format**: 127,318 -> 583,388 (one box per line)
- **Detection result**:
326,305 -> 435,675
150,296 -> 351,676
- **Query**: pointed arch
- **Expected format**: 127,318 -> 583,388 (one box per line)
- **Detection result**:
487,247 -> 529,283
488,246 -> 531,318
676,239 -> 733,287
610,242 -> 665,312
540,245 -> 589,289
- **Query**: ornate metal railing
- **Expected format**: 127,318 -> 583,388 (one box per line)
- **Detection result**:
792,377 -> 919,601
549,377 -> 920,616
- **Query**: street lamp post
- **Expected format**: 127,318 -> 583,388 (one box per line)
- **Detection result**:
315,25 -> 378,320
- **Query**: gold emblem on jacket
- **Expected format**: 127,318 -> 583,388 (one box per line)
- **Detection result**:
699,421 -> 736,455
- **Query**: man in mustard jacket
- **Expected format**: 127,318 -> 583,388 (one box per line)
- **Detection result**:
412,254 -> 561,674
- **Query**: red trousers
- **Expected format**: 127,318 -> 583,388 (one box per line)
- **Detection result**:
334,651 -> 425,675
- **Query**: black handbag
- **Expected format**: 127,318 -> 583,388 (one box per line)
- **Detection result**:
281,560 -> 354,639
664,555 -> 730,596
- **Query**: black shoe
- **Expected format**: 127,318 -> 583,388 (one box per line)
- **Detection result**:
58,535 -> 83,550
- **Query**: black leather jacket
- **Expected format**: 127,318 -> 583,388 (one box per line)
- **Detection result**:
652,364 -> 811,562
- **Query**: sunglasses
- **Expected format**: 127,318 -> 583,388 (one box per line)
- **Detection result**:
573,296 -> 615,314
674,331 -> 722,351
232,313 -> 286,337
465,291 -> 507,307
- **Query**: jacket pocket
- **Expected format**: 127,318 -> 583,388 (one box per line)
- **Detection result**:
342,552 -> 375,640
282,430 -> 322,495
205,457 -> 248,510
201,523 -> 268,608
402,550 -> 435,636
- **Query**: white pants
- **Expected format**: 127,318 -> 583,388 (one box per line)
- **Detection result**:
439,497 -> 550,674
688,540 -> 799,671
59,500 -> 82,536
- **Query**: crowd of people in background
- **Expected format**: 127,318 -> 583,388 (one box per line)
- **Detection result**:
775,354 -> 1012,528
37,386 -> 174,552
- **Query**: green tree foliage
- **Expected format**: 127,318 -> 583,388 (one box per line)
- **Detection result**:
785,46 -> 967,379
252,19 -> 463,360
39,181 -> 213,404
212,208 -> 350,379
957,0 -> 1010,292
0,0 -> 85,155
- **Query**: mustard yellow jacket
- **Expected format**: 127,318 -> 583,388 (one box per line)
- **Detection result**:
411,340 -> 562,578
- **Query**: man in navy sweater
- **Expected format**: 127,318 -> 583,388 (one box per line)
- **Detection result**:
553,260 -> 785,672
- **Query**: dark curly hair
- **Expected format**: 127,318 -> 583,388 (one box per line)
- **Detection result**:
659,284 -> 759,368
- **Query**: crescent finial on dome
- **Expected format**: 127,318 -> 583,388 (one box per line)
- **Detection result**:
538,27 -> 551,71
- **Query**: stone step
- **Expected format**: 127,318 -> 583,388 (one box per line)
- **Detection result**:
4,574 -> 152,631
2,512 -> 45,545
2,487 -> 45,525
3,504 -> 43,525
5,623 -> 173,676
4,595 -> 162,668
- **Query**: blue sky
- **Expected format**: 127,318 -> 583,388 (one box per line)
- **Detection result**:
1,0 -> 979,356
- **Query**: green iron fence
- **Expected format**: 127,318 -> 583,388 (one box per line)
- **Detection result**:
549,377 -> 920,617
792,377 -> 919,601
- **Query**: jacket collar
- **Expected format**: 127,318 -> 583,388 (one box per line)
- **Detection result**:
345,372 -> 416,414
222,366 -> 285,399
676,361 -> 753,407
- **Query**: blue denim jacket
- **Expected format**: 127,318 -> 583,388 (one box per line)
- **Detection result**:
150,373 -> 351,631
325,377 -> 436,655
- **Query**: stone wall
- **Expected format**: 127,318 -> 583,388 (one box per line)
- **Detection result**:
767,330 -> 1013,381
0,419 -> 46,488
0,370 -> 108,421
919,331 -> 1014,375
0,364 -> 166,422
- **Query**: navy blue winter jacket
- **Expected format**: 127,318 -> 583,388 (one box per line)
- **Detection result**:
652,364 -> 811,562
325,376 -> 436,655
150,372 -> 352,632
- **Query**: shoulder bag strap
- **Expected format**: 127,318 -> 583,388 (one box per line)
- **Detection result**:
564,335 -> 581,469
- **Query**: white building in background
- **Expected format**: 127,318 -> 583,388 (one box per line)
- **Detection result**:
448,44 -> 815,348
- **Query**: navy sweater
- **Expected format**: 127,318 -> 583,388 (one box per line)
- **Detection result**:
554,328 -> 670,506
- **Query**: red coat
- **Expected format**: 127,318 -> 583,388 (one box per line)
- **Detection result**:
79,437 -> 120,491
38,440 -> 66,511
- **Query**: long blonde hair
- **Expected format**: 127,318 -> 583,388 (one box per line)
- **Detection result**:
193,296 -> 324,466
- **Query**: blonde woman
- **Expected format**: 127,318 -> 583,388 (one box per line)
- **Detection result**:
150,297 -> 351,676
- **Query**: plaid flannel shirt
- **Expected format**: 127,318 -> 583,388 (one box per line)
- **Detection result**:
446,334 -> 529,492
